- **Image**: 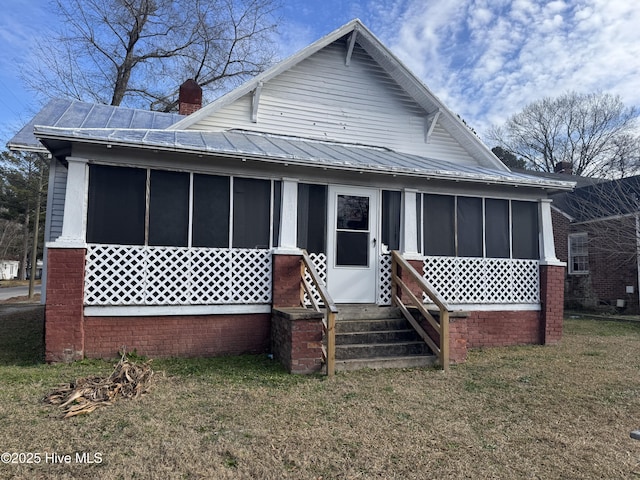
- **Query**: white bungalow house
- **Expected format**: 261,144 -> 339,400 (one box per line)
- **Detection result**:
0,260 -> 19,280
9,20 -> 572,371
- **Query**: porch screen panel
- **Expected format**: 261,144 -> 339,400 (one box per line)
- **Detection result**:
148,170 -> 190,247
272,180 -> 282,247
485,199 -> 510,258
297,183 -> 327,254
382,190 -> 401,251
232,177 -> 271,249
192,174 -> 230,247
423,194 -> 455,256
457,197 -> 482,257
87,164 -> 146,245
512,201 -> 539,259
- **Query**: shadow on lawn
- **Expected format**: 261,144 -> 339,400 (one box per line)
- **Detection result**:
0,304 -> 45,366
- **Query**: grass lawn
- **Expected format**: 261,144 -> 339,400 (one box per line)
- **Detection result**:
0,306 -> 639,479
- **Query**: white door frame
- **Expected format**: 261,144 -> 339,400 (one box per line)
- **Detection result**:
326,185 -> 379,303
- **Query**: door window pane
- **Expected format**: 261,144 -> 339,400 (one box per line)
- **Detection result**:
336,231 -> 369,266
87,164 -> 146,245
148,170 -> 190,247
337,195 -> 369,231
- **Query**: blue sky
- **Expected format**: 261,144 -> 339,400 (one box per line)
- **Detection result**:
1,0 -> 640,147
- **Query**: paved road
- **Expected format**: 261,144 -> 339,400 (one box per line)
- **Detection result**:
0,285 -> 42,301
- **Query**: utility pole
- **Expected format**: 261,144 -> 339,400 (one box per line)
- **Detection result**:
28,157 -> 44,299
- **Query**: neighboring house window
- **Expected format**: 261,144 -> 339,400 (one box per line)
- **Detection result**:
87,164 -> 279,249
421,194 -> 539,260
568,233 -> 589,274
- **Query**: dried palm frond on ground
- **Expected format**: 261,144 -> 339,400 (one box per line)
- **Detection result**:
44,352 -> 153,418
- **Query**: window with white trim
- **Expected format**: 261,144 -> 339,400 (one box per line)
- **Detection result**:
568,233 -> 589,274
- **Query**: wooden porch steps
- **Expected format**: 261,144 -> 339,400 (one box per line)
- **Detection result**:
334,305 -> 436,372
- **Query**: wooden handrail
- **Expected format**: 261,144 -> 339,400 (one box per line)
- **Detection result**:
300,250 -> 337,376
391,251 -> 450,371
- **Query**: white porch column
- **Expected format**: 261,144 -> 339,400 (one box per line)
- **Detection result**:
275,177 -> 300,253
401,188 -> 421,259
538,199 -> 563,265
52,156 -> 89,248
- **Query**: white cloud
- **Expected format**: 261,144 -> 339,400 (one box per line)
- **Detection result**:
374,0 -> 640,140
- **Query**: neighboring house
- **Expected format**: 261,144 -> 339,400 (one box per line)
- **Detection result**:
550,174 -> 640,313
8,20 -> 572,369
0,260 -> 19,280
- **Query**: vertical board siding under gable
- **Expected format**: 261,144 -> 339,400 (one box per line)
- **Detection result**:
188,41 -> 478,166
50,159 -> 67,241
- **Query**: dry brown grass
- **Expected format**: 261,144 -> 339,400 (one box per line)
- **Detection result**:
0,310 -> 639,479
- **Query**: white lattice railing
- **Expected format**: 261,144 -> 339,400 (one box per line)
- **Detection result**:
379,254 -> 392,305
303,253 -> 327,307
423,256 -> 540,304
84,244 -> 272,306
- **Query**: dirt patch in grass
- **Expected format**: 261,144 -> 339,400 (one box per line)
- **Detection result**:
0,316 -> 639,479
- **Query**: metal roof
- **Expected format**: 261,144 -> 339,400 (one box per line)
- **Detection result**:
7,98 -> 183,152
32,126 -> 575,190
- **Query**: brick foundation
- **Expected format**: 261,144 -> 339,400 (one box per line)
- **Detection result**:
271,308 -> 324,374
84,314 -> 270,358
464,310 -> 542,348
45,248 -> 86,362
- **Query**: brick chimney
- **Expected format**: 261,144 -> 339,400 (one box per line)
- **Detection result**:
178,79 -> 202,115
554,161 -> 573,174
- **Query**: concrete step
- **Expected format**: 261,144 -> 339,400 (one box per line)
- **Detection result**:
330,304 -> 435,371
335,305 -> 402,321
335,329 -> 420,345
336,341 -> 431,360
335,355 -> 437,372
335,317 -> 410,333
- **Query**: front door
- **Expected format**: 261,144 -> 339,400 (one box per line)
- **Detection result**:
326,186 -> 378,303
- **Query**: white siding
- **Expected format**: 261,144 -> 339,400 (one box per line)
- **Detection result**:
188,42 -> 478,165
49,159 -> 67,241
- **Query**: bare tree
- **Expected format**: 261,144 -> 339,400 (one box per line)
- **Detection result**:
25,0 -> 279,110
0,151 -> 48,279
0,220 -> 23,260
489,92 -> 640,178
